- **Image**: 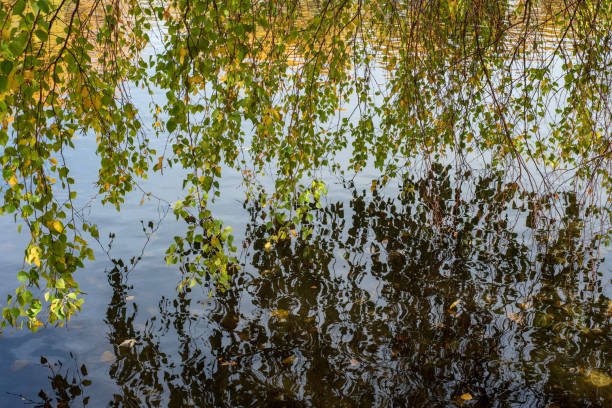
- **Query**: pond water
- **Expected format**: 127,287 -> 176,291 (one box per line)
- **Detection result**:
1,1 -> 611,407
0,143 -> 610,407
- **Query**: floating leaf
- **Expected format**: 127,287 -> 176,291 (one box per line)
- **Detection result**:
586,369 -> 612,387
125,296 -> 135,301
270,309 -> 289,319
282,356 -> 297,364
350,359 -> 359,366
119,339 -> 136,348
449,300 -> 461,311
518,301 -> 533,310
460,393 -> 472,400
221,360 -> 237,366
11,360 -> 29,372
100,350 -> 115,363
507,313 -> 523,324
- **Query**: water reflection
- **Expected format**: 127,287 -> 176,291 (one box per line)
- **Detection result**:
28,165 -> 611,407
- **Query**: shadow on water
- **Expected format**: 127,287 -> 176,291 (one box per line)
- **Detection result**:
20,165 -> 612,407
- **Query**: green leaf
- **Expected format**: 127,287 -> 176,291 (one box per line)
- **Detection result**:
17,271 -> 29,283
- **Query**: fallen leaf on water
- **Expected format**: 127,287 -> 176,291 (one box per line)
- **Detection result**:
460,393 -> 472,400
507,313 -> 523,324
270,309 -> 289,319
221,360 -> 237,366
100,350 -> 115,363
125,295 -> 135,301
310,285 -> 317,289
119,339 -> 137,349
449,300 -> 461,311
282,356 -> 297,364
518,301 -> 533,310
586,369 -> 612,387
350,359 -> 359,366
11,360 -> 29,372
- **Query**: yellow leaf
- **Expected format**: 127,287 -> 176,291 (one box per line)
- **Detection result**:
179,48 -> 188,64
270,309 -> 289,319
8,176 -> 17,187
290,229 -> 297,237
31,319 -> 44,327
52,220 -> 63,233
264,242 -> 272,251
281,355 -> 297,364
49,158 -> 57,165
26,245 -> 42,267
461,393 -> 472,400
92,94 -> 102,111
449,300 -> 461,310
507,312 -> 523,324
586,369 -> 612,387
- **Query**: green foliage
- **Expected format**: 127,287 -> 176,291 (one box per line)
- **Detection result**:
0,0 -> 610,330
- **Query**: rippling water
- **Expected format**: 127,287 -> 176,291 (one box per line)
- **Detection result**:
1,155 -> 610,407
1,1 -> 611,407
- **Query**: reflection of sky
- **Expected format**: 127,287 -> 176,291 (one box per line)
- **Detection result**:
0,2 -> 610,406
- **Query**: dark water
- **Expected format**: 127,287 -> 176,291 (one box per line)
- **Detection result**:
1,157 -> 610,407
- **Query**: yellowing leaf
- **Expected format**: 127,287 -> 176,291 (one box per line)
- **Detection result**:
281,355 -> 297,364
461,393 -> 472,400
8,176 -> 17,187
25,245 -> 42,267
52,220 -> 63,233
119,339 -> 137,348
449,300 -> 461,310
270,309 -> 289,319
586,369 -> 612,387
49,158 -> 57,165
507,312 -> 523,324
179,48 -> 188,64
264,242 -> 272,251
100,350 -> 115,363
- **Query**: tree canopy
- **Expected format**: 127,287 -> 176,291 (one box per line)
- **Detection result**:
0,0 -> 610,330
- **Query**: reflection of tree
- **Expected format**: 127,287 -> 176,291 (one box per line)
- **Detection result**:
31,166 -> 611,407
